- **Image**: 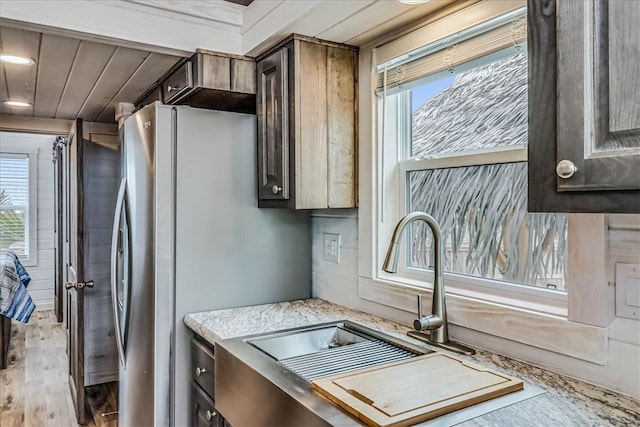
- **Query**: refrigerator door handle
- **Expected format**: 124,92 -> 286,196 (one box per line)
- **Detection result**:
111,177 -> 127,368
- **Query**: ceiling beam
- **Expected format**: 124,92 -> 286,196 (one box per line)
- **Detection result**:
0,114 -> 117,137
0,0 -> 242,55
0,114 -> 72,135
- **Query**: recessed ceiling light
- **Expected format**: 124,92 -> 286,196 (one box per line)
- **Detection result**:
398,0 -> 432,4
0,55 -> 35,65
4,100 -> 32,108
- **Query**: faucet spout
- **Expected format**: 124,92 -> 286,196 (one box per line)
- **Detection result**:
383,211 -> 475,355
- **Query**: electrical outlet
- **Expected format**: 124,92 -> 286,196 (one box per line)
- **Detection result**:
323,233 -> 341,263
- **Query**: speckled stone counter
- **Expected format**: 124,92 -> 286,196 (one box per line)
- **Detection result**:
184,299 -> 640,426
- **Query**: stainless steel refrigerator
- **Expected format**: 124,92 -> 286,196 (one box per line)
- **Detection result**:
110,102 -> 311,427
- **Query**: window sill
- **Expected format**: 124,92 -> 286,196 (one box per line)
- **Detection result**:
19,256 -> 37,268
358,276 -> 608,365
385,268 -> 568,317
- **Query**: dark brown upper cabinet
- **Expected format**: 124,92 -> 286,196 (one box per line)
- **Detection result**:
256,35 -> 358,209
257,48 -> 290,202
136,50 -> 256,114
528,0 -> 640,213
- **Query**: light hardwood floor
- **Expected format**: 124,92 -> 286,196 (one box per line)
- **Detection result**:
0,311 -> 118,427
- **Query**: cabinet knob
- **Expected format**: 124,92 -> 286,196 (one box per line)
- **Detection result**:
195,366 -> 206,376
556,160 -> 577,179
167,85 -> 185,93
272,185 -> 282,194
64,282 -> 76,290
205,410 -> 216,421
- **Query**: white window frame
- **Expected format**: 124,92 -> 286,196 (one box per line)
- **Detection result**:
357,0 -> 610,366
390,83 -> 568,315
0,144 -> 38,266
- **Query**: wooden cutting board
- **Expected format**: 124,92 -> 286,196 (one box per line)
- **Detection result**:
312,353 -> 523,427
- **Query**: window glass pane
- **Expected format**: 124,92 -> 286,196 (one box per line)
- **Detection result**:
411,52 -> 527,158
0,153 -> 29,257
408,163 -> 567,290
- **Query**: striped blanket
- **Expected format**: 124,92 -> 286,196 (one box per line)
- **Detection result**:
0,250 -> 35,323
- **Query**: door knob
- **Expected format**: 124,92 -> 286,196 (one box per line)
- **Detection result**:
65,281 -> 95,290
556,160 -> 577,179
205,410 -> 216,421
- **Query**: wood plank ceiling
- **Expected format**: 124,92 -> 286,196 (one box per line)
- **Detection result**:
0,26 -> 183,123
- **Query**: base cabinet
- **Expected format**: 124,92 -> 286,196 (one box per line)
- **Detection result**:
192,383 -> 227,427
191,336 -> 231,427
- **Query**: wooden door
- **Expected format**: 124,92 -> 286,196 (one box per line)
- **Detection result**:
64,120 -> 120,424
256,46 -> 290,202
66,118 -> 86,424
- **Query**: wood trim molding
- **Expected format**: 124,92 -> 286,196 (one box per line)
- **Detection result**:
85,122 -> 118,137
358,277 -> 608,365
568,214 -> 613,327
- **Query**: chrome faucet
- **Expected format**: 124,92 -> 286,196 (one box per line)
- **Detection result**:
383,212 -> 475,355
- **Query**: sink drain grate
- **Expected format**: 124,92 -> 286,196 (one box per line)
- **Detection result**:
280,339 -> 418,382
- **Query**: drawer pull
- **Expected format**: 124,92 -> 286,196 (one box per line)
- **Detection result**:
195,366 -> 207,376
205,410 -> 216,421
167,85 -> 186,93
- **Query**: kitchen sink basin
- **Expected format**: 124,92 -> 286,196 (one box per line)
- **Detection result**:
246,322 -> 427,381
247,324 -> 371,360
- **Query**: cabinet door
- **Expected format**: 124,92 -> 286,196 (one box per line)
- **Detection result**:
191,383 -> 222,427
528,0 -> 640,213
256,47 -> 290,201
557,0 -> 640,191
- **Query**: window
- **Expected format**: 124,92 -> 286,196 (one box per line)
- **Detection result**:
360,0 -> 610,364
400,52 -> 568,292
374,4 -> 572,310
0,149 -> 37,264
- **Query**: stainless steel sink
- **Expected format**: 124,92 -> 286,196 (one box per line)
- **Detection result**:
245,322 -> 425,381
214,321 -> 545,427
247,324 -> 370,360
216,321 -> 429,426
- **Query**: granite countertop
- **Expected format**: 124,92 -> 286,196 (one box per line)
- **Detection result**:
184,298 -> 640,426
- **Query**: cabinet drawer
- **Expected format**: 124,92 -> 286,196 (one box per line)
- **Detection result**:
192,382 -> 221,427
163,61 -> 193,103
137,86 -> 163,108
191,337 -> 215,398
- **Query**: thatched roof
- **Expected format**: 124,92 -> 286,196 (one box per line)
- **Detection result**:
407,52 -> 567,288
412,53 -> 527,157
